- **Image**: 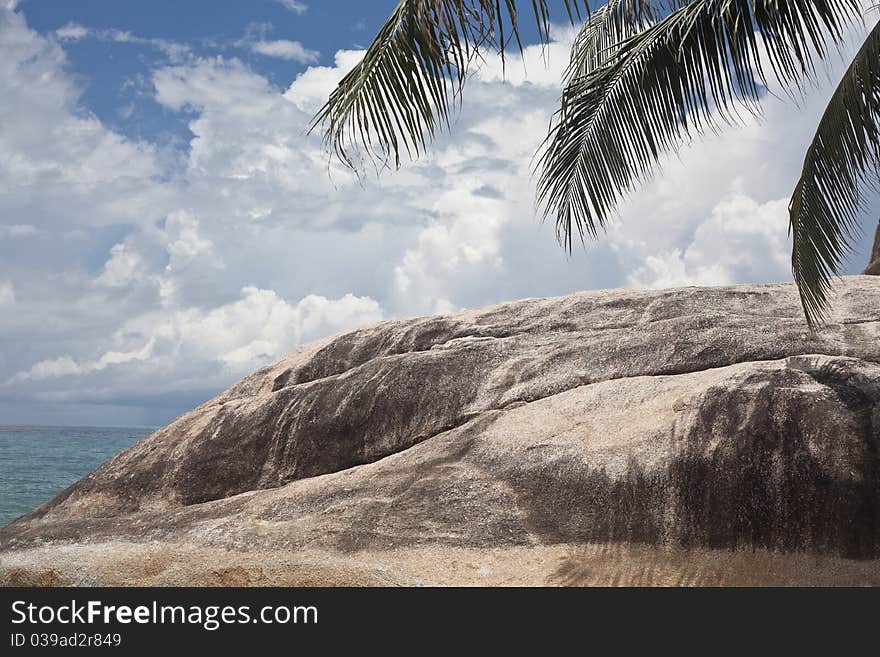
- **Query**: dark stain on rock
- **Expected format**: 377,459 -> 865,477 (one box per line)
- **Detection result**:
271,369 -> 293,392
495,368 -> 880,559
290,318 -> 514,387
499,457 -> 666,546
166,346 -> 499,507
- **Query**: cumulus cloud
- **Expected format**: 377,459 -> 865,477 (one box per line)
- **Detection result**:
0,224 -> 36,237
95,243 -> 147,289
249,39 -> 318,63
0,10 -> 168,233
139,287 -> 382,371
1,4 -> 877,425
277,0 -> 307,14
163,211 -> 216,273
11,287 -> 380,385
53,22 -> 190,60
284,49 -> 363,112
233,21 -> 318,64
627,195 -> 793,289
55,22 -> 89,41
0,8 -> 378,422
12,342 -> 155,383
0,281 -> 14,306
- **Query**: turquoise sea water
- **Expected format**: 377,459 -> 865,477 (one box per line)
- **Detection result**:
0,425 -> 152,527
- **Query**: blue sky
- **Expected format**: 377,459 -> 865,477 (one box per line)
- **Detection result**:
0,1 -> 876,427
22,1 -> 393,148
23,0 -> 568,146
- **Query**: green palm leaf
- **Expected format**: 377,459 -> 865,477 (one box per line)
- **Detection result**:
790,17 -> 880,326
310,0 -> 591,169
537,0 -> 860,252
566,0 -> 680,82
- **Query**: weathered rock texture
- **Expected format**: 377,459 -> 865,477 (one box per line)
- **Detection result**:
2,277 -> 880,586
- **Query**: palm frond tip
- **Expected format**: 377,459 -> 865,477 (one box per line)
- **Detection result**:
790,17 -> 880,327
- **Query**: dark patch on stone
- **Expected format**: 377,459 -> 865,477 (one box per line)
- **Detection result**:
490,368 -> 880,559
671,369 -> 878,558
160,347 -> 498,507
501,456 -> 667,546
173,405 -> 278,506
289,319 -> 514,387
271,369 -> 293,392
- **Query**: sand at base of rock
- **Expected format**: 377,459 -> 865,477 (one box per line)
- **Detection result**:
3,542 -> 878,587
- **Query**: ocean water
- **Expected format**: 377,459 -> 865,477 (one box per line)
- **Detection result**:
0,425 -> 152,527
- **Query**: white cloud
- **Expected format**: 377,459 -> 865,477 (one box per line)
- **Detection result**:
474,26 -> 579,87
0,9 -> 168,230
105,29 -> 190,60
12,341 -> 155,382
0,280 -> 14,306
0,224 -> 36,237
54,22 -> 190,60
250,39 -> 318,63
55,22 -> 88,41
13,356 -> 80,381
162,287 -> 382,370
10,288 -> 381,385
163,211 -> 216,273
153,57 -> 275,114
628,195 -> 792,289
96,242 -> 149,288
284,49 -> 363,112
234,23 -> 319,64
277,0 -> 307,14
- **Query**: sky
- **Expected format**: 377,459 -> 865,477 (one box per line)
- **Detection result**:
1,1 -> 877,427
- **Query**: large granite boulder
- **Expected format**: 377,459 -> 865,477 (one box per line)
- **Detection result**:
2,277 -> 879,586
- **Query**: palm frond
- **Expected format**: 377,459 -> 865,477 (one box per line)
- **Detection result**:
566,0 -> 681,81
536,0 -> 860,256
310,0 -> 590,170
790,18 -> 880,327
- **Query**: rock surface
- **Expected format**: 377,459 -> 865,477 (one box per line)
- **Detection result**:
2,277 -> 880,586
